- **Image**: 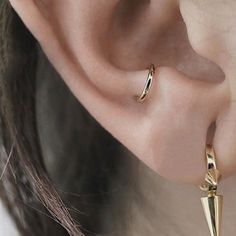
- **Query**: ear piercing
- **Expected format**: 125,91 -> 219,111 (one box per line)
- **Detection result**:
136,64 -> 156,102
200,145 -> 223,236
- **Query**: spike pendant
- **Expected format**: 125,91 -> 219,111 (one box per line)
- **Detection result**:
199,145 -> 223,236
201,194 -> 223,236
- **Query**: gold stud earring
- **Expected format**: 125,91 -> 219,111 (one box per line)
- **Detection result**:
136,64 -> 156,102
199,145 -> 223,236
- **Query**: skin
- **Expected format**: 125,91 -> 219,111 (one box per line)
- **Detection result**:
6,1 -> 236,235
8,0 -> 236,186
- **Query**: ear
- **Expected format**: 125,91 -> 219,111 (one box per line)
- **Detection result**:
9,0 -> 231,185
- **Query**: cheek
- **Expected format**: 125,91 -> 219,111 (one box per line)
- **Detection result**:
214,102 -> 236,179
179,0 -> 236,68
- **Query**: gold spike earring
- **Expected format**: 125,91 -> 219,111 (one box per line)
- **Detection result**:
199,145 -> 223,236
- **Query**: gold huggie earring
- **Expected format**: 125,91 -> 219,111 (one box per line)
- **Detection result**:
199,145 -> 223,236
136,64 -> 156,102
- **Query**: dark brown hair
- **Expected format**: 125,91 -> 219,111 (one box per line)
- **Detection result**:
0,1 -> 132,235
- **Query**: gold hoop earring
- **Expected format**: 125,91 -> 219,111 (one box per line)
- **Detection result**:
136,64 -> 156,102
199,145 -> 223,236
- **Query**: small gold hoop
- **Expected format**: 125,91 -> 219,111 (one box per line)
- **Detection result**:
136,64 -> 156,102
199,145 -> 221,193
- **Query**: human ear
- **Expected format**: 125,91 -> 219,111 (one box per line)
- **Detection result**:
9,0 -> 231,185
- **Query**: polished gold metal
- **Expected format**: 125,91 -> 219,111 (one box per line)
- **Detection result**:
200,145 -> 223,236
201,195 -> 223,236
136,64 -> 156,102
